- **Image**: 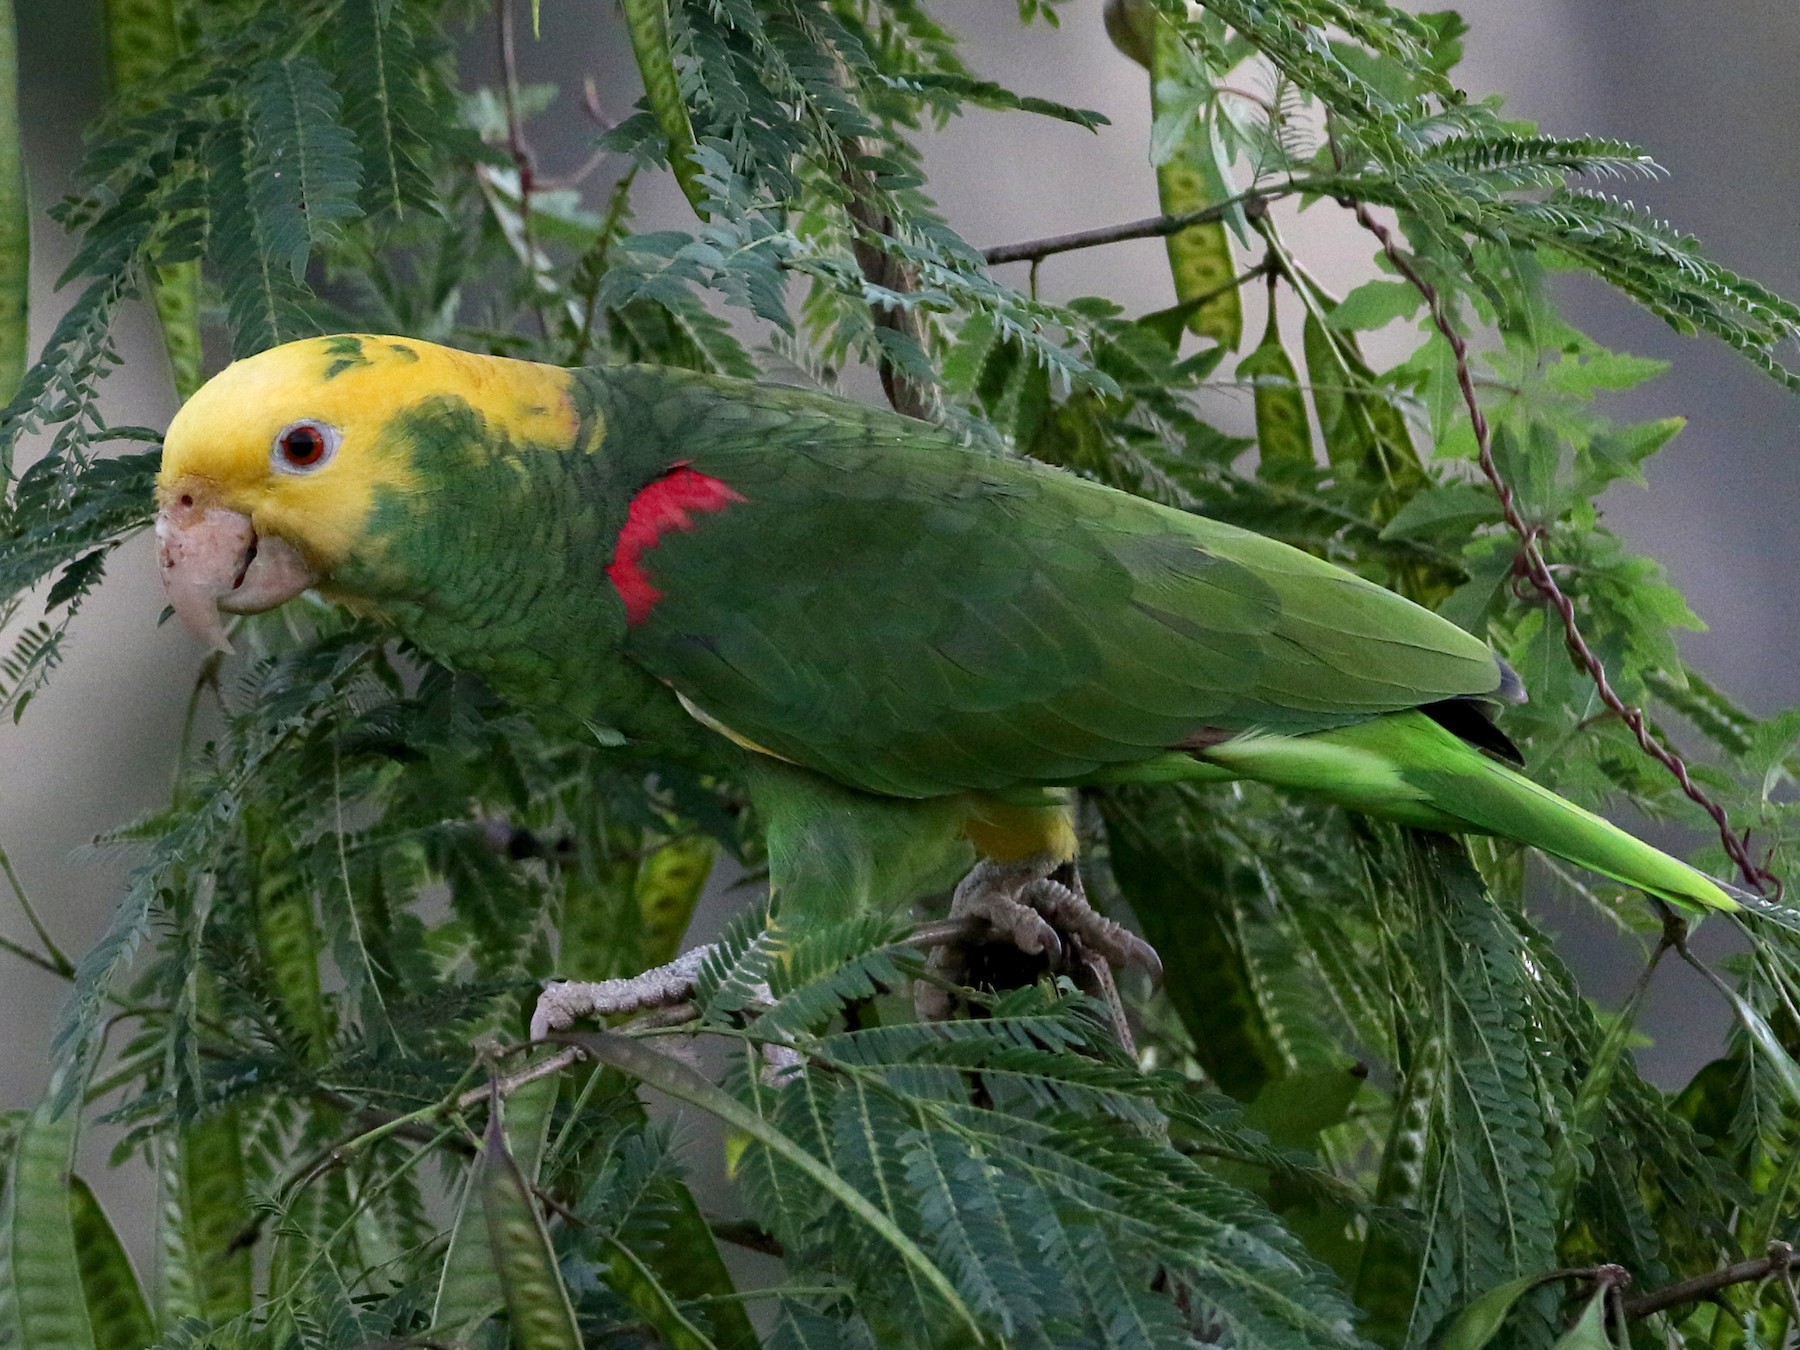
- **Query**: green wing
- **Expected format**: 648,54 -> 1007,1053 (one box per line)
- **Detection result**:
599,372 -> 1504,800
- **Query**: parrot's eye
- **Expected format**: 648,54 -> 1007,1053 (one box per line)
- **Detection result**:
273,421 -> 339,474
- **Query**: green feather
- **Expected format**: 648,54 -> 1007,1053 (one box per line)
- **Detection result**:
322,355 -> 1736,914
1203,713 -> 1739,913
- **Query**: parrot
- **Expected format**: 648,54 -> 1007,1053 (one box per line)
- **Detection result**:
153,333 -> 1749,1035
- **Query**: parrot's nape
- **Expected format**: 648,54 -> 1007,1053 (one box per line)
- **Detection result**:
153,334 -> 1748,1038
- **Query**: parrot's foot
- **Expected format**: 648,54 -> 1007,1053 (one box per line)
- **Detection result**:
919,856 -> 1161,1046
530,946 -> 711,1041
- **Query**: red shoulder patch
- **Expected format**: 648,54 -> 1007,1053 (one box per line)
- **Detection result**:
606,463 -> 746,626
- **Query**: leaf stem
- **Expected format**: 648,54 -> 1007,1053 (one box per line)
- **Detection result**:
982,187 -> 1277,266
0,841 -> 72,976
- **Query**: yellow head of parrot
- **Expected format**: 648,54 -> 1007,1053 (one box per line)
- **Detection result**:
155,334 -> 577,651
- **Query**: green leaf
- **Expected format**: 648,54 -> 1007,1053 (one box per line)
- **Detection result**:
1378,482 -> 1501,541
568,1031 -> 983,1340
244,54 -> 364,277
204,118 -> 315,355
336,0 -> 438,219
1437,1272 -> 1565,1350
883,70 -> 1106,130
1325,279 -> 1421,333
1550,1289 -> 1615,1349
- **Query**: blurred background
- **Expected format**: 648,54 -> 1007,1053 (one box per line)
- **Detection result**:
3,0 -> 1796,1238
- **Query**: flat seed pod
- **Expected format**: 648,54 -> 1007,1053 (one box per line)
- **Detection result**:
479,1111 -> 581,1350
155,1109 -> 253,1325
622,0 -> 707,218
67,1177 -> 153,1350
432,1072 -> 558,1339
636,833 -> 716,967
250,812 -> 328,1060
1150,20 -> 1242,348
1240,296 -> 1313,482
0,1101 -> 96,1350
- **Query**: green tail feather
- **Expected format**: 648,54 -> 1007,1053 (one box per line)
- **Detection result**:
1195,711 -> 1741,913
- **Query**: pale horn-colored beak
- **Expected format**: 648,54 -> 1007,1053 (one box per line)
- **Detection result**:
155,486 -> 318,654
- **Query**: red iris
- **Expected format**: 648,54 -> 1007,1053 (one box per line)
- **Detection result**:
279,424 -> 329,468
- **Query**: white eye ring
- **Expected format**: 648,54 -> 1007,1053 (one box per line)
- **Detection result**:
271,420 -> 342,474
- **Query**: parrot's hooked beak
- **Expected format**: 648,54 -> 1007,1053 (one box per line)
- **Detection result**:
155,482 -> 317,653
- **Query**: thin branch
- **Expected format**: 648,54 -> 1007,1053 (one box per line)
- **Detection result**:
1340,196 -> 1778,898
456,1045 -> 584,1110
495,0 -> 551,340
1161,261 -> 1275,330
0,928 -> 72,980
0,841 -> 72,976
826,59 -> 939,420
1622,1240 -> 1795,1319
709,1217 -> 785,1258
982,189 -> 1275,267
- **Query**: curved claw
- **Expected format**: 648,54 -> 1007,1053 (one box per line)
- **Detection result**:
1018,877 -> 1163,985
918,856 -> 1163,1053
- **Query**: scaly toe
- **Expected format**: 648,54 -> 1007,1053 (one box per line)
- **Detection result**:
529,946 -> 710,1041
1019,877 -> 1162,983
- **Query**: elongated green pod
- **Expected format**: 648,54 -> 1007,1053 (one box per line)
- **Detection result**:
68,1178 -> 154,1350
1239,291 -> 1313,482
636,833 -> 715,968
638,1182 -> 756,1349
1300,301 -> 1423,494
1149,19 -> 1241,347
146,262 -> 202,399
621,0 -> 707,219
1353,1032 -> 1440,1346
103,0 -> 202,398
248,811 -> 328,1060
155,1109 -> 252,1325
431,1072 -> 558,1339
0,0 -> 27,404
604,1234 -> 720,1350
430,1163 -> 504,1340
0,1101 -> 96,1350
103,0 -> 182,92
501,1072 -> 558,1187
479,1111 -> 581,1350
557,846 -> 639,982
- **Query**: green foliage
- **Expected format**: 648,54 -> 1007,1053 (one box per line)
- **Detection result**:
2,1 -> 1800,1346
